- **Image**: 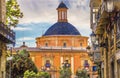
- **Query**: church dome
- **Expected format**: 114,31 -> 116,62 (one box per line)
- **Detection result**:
43,22 -> 81,36
43,2 -> 81,36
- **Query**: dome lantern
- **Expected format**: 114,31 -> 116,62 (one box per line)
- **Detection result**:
57,1 -> 68,22
43,2 -> 81,36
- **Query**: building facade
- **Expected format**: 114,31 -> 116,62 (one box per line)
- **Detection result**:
14,2 -> 97,78
0,0 -> 15,78
90,0 -> 120,78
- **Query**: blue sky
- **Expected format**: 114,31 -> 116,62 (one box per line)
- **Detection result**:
14,0 -> 91,47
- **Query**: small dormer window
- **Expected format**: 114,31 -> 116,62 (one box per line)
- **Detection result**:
80,43 -> 82,47
63,42 -> 66,47
45,42 -> 48,47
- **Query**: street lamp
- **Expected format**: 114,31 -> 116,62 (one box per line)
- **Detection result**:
106,0 -> 114,12
62,60 -> 71,68
90,31 -> 96,44
86,46 -> 93,61
86,31 -> 97,60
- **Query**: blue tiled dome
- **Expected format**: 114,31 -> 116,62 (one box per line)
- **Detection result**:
43,22 -> 81,36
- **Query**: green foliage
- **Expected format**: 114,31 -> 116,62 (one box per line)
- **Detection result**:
76,69 -> 88,78
6,0 -> 23,27
24,70 -> 50,78
19,49 -> 30,57
37,71 -> 50,78
6,49 -> 38,78
59,67 -> 72,78
24,70 -> 37,78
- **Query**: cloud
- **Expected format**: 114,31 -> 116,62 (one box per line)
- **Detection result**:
17,0 -> 90,25
17,37 -> 35,41
12,27 -> 32,31
15,0 -> 91,47
17,0 -> 59,23
17,0 -> 90,34
15,41 -> 36,47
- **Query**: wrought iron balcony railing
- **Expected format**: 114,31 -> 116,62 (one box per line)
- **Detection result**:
117,32 -> 120,42
117,32 -> 120,48
96,2 -> 106,22
40,66 -> 57,72
0,22 -> 15,44
110,38 -> 114,50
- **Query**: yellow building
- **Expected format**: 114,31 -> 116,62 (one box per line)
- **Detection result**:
14,2 -> 97,78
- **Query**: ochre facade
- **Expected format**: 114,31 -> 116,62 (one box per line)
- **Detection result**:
36,36 -> 88,48
14,2 -> 98,78
14,35 -> 97,78
16,41 -> 96,78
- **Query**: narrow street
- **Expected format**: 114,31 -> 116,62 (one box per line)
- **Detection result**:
0,0 -> 120,78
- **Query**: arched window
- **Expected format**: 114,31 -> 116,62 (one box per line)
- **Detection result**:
63,42 -> 66,47
84,60 -> 89,69
45,42 -> 48,47
45,60 -> 51,68
80,43 -> 82,47
62,60 -> 71,68
59,11 -> 61,19
62,11 -> 64,19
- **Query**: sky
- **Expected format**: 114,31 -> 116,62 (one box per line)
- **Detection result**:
14,0 -> 91,47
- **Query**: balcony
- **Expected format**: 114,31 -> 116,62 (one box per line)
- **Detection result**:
117,32 -> 120,42
95,1 -> 120,32
40,66 -> 57,72
95,2 -> 108,35
40,46 -> 87,51
96,2 -> 106,23
0,22 -> 15,44
117,32 -> 120,48
90,0 -> 101,8
114,1 -> 120,9
96,0 -> 120,23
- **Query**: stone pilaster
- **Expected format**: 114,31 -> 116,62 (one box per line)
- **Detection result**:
0,41 -> 7,78
0,0 -> 6,23
104,48 -> 107,78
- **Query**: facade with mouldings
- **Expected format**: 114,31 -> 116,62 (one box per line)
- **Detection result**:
90,0 -> 120,78
14,2 -> 97,78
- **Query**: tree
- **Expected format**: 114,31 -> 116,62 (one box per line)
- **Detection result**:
6,49 -> 38,78
24,70 -> 37,78
59,67 -> 72,78
76,69 -> 88,78
24,70 -> 50,78
6,0 -> 23,27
